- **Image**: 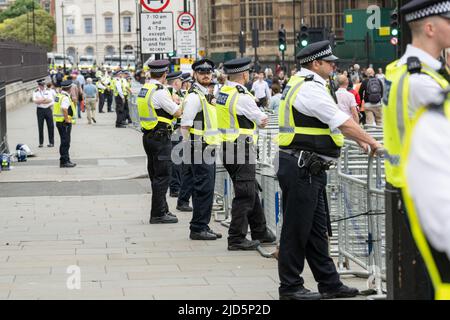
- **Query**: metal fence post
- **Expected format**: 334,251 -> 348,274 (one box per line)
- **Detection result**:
0,81 -> 8,154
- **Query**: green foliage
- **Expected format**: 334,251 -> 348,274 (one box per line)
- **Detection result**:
0,0 -> 42,23
0,9 -> 55,50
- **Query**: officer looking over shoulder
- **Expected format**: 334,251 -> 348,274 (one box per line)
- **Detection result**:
276,40 -> 382,300
180,59 -> 222,241
402,90 -> 450,300
53,80 -> 78,169
383,0 -> 450,299
217,57 -> 276,251
137,60 -> 182,225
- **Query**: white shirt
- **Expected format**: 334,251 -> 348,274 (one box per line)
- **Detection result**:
226,81 -> 268,126
251,79 -> 271,100
397,45 -> 445,116
293,69 -> 350,131
336,88 -> 358,117
407,109 -> 450,260
181,83 -> 208,127
33,88 -> 54,109
147,79 -> 181,115
60,91 -> 71,110
115,77 -> 124,98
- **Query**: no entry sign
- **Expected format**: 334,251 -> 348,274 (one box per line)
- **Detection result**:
177,12 -> 195,31
140,0 -> 170,13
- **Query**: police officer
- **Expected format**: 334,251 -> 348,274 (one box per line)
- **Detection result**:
402,90 -> 450,300
181,73 -> 193,92
113,71 -> 126,128
167,71 -> 185,198
180,59 -> 222,240
33,79 -> 55,148
53,80 -> 77,168
122,71 -> 133,125
277,41 -> 382,300
383,0 -> 450,299
97,74 -> 107,113
216,57 -> 275,251
137,60 -> 183,224
104,71 -> 114,113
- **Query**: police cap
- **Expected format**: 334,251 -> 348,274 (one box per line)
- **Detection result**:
148,60 -> 170,74
61,80 -> 73,89
296,40 -> 339,65
37,79 -> 46,86
223,57 -> 252,75
167,71 -> 183,81
401,0 -> 450,23
192,59 -> 215,72
181,73 -> 192,83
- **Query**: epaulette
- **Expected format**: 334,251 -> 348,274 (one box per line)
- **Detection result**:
236,85 -> 246,94
188,86 -> 198,95
407,56 -> 422,74
304,74 -> 314,82
156,84 -> 164,90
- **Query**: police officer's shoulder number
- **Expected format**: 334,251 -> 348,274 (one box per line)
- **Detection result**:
407,56 -> 422,74
216,92 -> 229,106
54,96 -> 60,103
138,88 -> 149,98
236,85 -> 246,94
281,86 -> 291,101
156,84 -> 164,90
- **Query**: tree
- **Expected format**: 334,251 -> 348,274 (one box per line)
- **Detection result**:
0,0 -> 42,23
0,9 -> 56,51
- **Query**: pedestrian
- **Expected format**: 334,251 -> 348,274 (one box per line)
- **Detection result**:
112,71 -> 126,128
268,83 -> 282,113
180,58 -> 222,241
383,0 -> 450,300
96,75 -> 107,114
167,71 -> 185,198
376,67 -> 386,83
83,78 -> 98,125
335,75 -> 359,123
276,40 -> 382,300
136,60 -> 182,224
358,68 -> 384,126
32,79 -> 55,148
53,80 -> 77,168
252,71 -> 272,109
217,57 -> 276,251
402,90 -> 450,300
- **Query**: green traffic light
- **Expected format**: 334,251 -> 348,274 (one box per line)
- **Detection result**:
279,44 -> 286,51
391,28 -> 399,36
301,40 -> 308,47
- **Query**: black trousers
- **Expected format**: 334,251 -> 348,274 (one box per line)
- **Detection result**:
115,96 -> 124,126
143,130 -> 172,218
178,163 -> 194,206
170,137 -> 183,193
105,91 -> 113,112
188,142 -> 216,233
123,97 -> 132,123
56,122 -> 72,164
277,152 -> 342,295
37,107 -> 54,145
222,142 -> 267,244
98,92 -> 105,112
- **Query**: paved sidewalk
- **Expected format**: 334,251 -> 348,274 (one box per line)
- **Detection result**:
0,103 -> 368,300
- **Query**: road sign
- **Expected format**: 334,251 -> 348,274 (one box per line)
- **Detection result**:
140,0 -> 170,13
176,31 -> 196,56
390,37 -> 398,46
141,12 -> 174,54
177,12 -> 195,31
180,58 -> 195,74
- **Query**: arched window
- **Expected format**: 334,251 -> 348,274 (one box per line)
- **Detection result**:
105,46 -> 115,55
66,47 -> 76,60
85,46 -> 94,56
124,45 -> 133,55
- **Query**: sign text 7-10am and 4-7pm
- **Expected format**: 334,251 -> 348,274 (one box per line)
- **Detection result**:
141,12 -> 174,54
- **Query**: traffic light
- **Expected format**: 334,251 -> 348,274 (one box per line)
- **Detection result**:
239,31 -> 246,56
168,51 -> 175,58
390,9 -> 399,37
299,25 -> 309,48
278,28 -> 287,52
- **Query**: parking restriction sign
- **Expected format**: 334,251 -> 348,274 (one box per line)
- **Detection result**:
140,0 -> 171,13
177,12 -> 195,31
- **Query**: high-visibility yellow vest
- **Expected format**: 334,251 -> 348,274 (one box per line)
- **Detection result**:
383,59 -> 449,188
53,92 -> 77,124
137,83 -> 175,130
185,87 -> 220,146
277,75 -> 344,157
111,78 -> 119,97
96,81 -> 105,94
122,78 -> 129,97
401,97 -> 450,300
216,85 -> 258,143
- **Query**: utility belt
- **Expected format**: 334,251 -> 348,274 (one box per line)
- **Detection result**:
280,149 -> 336,175
142,124 -> 173,139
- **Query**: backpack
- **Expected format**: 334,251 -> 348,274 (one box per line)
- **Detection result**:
366,78 -> 382,104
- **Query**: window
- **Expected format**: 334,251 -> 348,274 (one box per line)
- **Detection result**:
66,47 -> 76,60
124,45 -> 133,55
123,17 -> 131,33
105,17 -> 113,33
105,46 -> 115,56
84,18 -> 93,34
67,18 -> 75,35
85,47 -> 94,56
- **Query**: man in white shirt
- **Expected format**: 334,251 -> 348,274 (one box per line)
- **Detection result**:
251,71 -> 271,109
32,79 -> 55,148
335,75 -> 359,123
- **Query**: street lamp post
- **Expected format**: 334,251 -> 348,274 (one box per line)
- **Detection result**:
118,0 -> 122,68
32,0 -> 36,44
61,2 -> 66,73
